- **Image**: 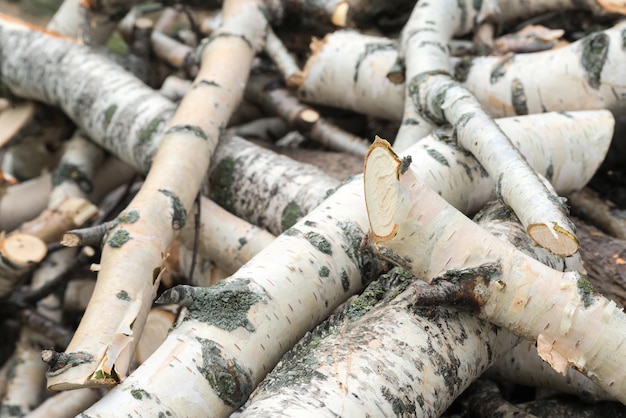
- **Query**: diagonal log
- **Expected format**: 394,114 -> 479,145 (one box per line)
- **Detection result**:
363,137 -> 626,403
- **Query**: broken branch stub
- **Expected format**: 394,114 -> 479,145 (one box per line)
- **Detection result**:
363,138 -> 626,402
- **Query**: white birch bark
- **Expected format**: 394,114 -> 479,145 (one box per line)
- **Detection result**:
298,25 -> 626,122
80,177 -> 382,417
238,202 -> 582,417
43,0 -> 268,390
209,136 -> 340,235
25,388 -> 101,418
485,340 -> 612,401
396,0 -> 579,254
363,138 -> 626,402
80,111 -> 612,416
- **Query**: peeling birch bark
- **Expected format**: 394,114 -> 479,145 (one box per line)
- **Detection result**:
363,138 -> 626,402
44,0 -> 268,390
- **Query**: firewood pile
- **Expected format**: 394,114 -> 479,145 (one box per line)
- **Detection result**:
0,0 -> 625,416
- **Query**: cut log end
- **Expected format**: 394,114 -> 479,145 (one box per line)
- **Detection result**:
61,233 -> 81,247
527,223 -> 580,257
0,232 -> 47,266
364,137 -> 403,242
331,2 -> 349,27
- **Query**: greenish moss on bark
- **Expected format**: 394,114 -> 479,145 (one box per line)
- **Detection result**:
118,209 -> 140,224
51,162 -> 93,193
576,273 -> 596,308
304,232 -> 333,255
510,78 -> 528,115
138,117 -> 164,145
426,148 -> 449,166
108,229 -> 131,248
116,290 -> 131,301
253,315 -> 336,395
161,279 -> 267,332
340,269 -> 350,292
347,279 -> 385,320
158,189 -> 187,230
92,369 -> 120,383
104,104 -> 117,128
165,124 -> 208,140
490,55 -> 513,84
281,201 -> 303,232
44,351 -> 94,375
209,156 -> 243,214
195,337 -> 253,408
319,265 -> 330,277
130,388 -> 152,400
581,32 -> 609,90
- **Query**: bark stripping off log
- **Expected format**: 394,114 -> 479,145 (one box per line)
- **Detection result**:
363,138 -> 626,402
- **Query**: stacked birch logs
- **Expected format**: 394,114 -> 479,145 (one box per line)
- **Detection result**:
0,0 -> 625,416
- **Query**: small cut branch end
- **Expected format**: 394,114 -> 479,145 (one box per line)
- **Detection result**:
528,222 -> 580,257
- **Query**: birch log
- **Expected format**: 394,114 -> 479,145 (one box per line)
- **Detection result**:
238,201 -> 598,417
80,111 -> 612,416
363,138 -> 626,403
298,25 -> 626,122
42,0 -> 269,390
390,0 -> 579,254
